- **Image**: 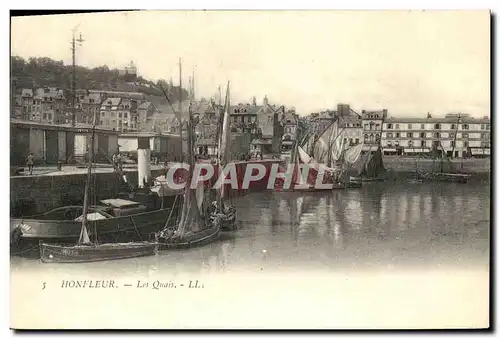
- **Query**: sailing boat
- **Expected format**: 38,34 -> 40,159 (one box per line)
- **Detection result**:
212,82 -> 236,231
155,60 -> 221,249
415,140 -> 469,183
39,112 -> 157,263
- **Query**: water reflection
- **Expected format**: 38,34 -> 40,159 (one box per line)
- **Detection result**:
12,183 -> 490,274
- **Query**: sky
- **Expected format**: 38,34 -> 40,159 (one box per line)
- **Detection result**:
11,10 -> 490,117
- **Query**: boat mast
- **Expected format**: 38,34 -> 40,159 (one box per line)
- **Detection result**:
178,58 -> 184,164
78,108 -> 96,245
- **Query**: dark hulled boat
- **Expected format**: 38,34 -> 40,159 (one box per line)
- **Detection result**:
40,242 -> 157,263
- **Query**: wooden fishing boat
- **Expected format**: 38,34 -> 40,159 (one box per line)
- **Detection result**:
155,65 -> 222,250
413,120 -> 470,185
38,110 -> 158,263
10,201 -> 173,252
416,171 -> 469,183
157,221 -> 220,249
40,241 -> 157,263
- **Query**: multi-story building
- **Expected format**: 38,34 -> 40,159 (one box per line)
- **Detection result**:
137,101 -> 156,131
195,101 -> 220,156
19,87 -> 66,124
281,108 -> 298,151
76,92 -> 104,124
230,103 -> 259,134
336,104 -> 363,148
118,98 -> 138,131
381,113 -> 491,158
99,97 -> 121,130
361,109 -> 387,147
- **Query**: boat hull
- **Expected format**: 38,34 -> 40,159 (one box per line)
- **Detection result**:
11,208 -> 176,257
417,172 -> 469,183
158,224 -> 220,250
39,242 -> 157,263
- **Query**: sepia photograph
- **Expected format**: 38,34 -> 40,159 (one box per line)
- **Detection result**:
8,9 -> 491,330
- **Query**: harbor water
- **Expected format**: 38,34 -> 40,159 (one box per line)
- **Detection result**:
11,181 -> 490,273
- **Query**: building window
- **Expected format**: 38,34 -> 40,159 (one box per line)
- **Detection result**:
421,124 -> 425,129
434,123 -> 441,130
486,124 -> 490,130
395,124 -> 399,129
375,134 -> 380,142
434,132 -> 440,138
364,124 -> 369,130
375,124 -> 380,130
387,132 -> 393,138
408,124 -> 412,129
462,133 -> 469,139
387,141 -> 392,147
407,132 -> 412,138
369,134 -> 374,143
364,134 -> 369,142
355,138 -> 359,144
451,141 -> 455,147
464,141 -> 469,148
408,140 -> 413,147
419,132 -> 425,138
451,124 -> 456,129
386,123 -> 393,129
396,132 -> 400,138
462,124 -> 469,130
421,140 -> 426,148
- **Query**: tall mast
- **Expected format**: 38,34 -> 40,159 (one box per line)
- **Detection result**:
178,58 -> 184,163
78,106 -> 96,245
70,27 -> 84,126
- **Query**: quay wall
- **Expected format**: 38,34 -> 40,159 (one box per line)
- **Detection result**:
383,156 -> 491,174
10,168 -> 167,217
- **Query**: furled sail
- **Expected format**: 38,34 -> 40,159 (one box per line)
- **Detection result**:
217,82 -> 231,201
312,120 -> 340,164
330,129 -> 345,162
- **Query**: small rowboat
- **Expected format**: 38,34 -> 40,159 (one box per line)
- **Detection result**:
39,241 -> 158,263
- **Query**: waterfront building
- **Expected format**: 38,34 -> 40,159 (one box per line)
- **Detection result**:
10,118 -> 119,166
361,109 -> 387,152
381,113 -> 491,158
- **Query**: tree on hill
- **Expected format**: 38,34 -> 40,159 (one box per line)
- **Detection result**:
10,56 -> 189,102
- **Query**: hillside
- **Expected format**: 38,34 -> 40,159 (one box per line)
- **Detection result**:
10,56 -> 189,102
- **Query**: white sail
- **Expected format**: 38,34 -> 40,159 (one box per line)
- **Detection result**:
343,143 -> 364,165
313,120 -> 339,164
331,129 -> 345,162
78,222 -> 91,244
297,146 -> 312,164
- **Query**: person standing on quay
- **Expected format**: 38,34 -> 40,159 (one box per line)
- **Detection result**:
26,153 -> 35,175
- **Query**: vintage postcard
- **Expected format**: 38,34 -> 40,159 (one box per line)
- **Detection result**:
9,10 -> 490,329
